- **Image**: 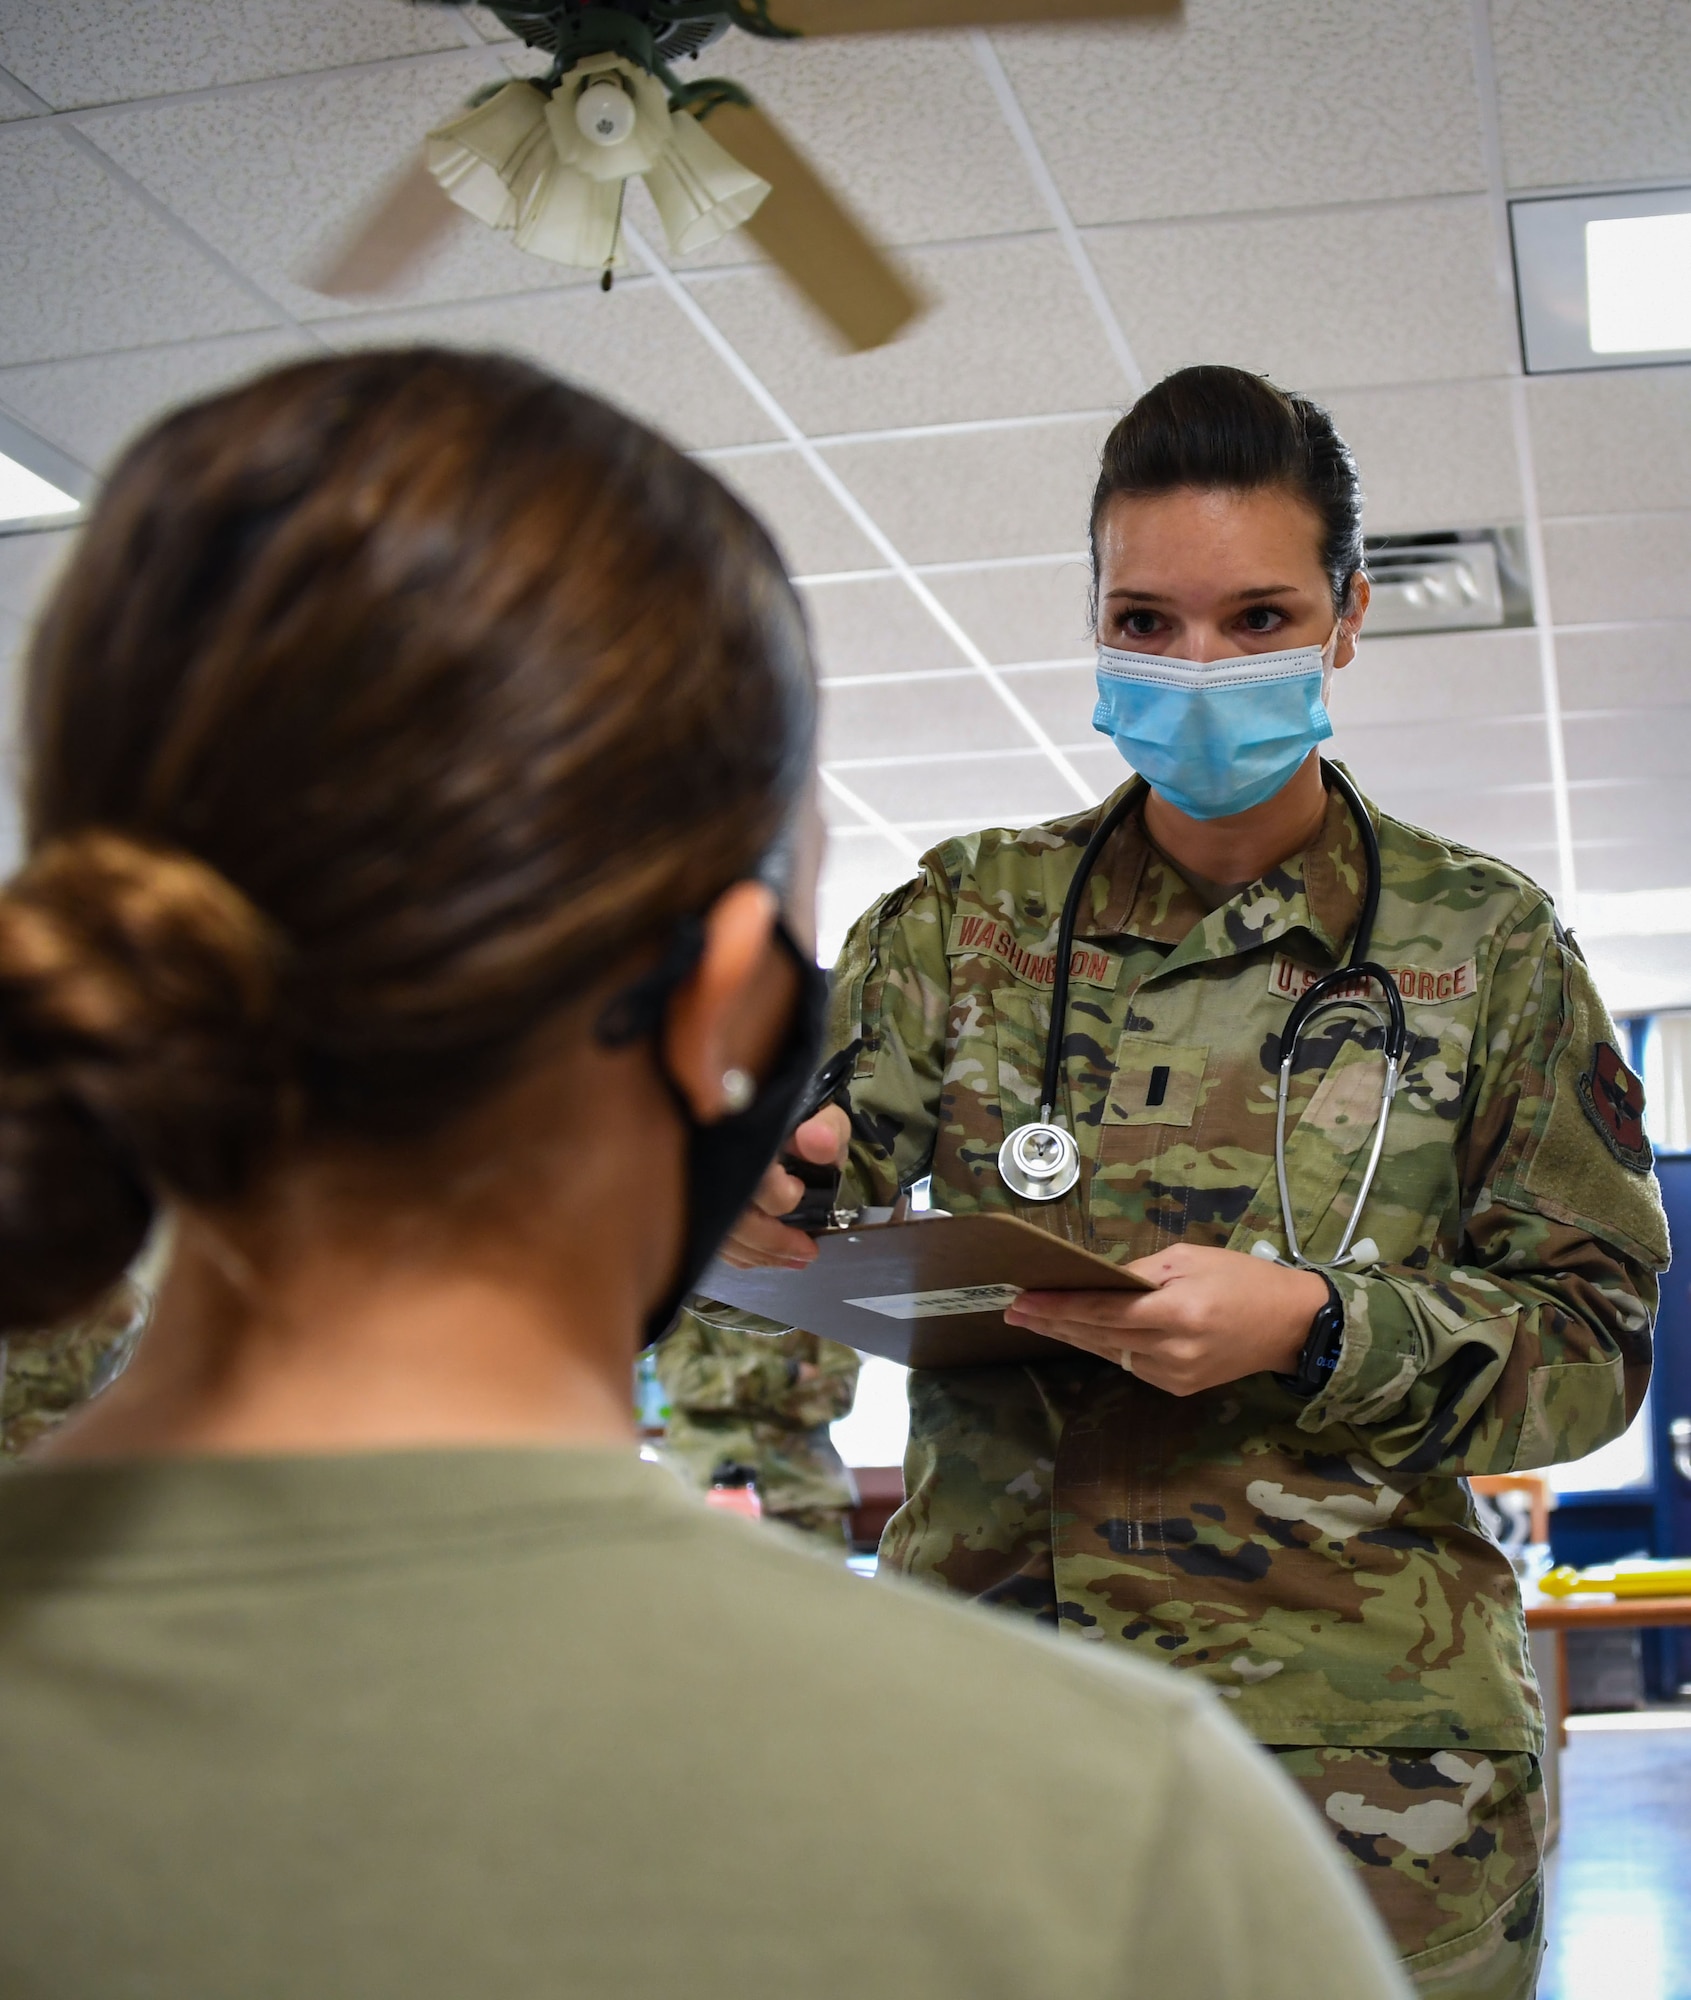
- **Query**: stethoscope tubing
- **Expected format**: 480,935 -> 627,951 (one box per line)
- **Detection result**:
1024,759 -> 1407,1268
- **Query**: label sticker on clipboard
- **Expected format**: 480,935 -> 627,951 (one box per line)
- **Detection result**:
845,1284 -> 1022,1321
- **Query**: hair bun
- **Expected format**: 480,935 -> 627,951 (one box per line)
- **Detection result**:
0,831 -> 287,1332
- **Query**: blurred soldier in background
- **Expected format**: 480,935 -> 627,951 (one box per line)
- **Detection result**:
655,1300 -> 860,1543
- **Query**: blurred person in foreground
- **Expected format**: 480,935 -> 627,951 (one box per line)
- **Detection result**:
655,1300 -> 860,1541
0,349 -> 1406,2000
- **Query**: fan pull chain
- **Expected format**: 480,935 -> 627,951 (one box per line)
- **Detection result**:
602,179 -> 627,291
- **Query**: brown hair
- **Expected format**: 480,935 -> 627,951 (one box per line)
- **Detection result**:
1089,365 -> 1365,618
0,348 -> 814,1332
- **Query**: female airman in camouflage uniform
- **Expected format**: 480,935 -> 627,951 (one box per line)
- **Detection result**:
727,368 -> 1667,1998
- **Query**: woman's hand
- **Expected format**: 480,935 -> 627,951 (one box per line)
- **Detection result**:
714,1104 -> 851,1271
1002,1244 -> 1329,1396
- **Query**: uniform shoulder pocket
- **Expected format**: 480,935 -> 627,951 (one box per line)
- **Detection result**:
1506,941 -> 1670,1270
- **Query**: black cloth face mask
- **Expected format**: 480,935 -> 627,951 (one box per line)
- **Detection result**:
596,915 -> 827,1348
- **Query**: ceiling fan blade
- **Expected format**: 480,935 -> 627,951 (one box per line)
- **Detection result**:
702,101 -> 923,351
304,154 -> 459,299
764,0 -> 1179,31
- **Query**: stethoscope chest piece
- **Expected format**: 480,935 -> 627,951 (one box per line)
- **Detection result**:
998,1120 -> 1081,1202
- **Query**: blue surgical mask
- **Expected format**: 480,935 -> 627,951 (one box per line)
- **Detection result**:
1092,630 -> 1340,821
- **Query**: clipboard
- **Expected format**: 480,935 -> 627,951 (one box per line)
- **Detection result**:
697,1211 -> 1151,1368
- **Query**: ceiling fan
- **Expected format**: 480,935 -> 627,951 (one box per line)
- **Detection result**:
311,0 -> 1180,351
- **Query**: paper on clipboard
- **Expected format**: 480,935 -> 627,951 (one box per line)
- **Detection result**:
697,1211 -> 1151,1368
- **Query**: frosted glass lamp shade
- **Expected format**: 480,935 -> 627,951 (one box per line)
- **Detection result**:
425,81 -> 550,229
514,161 -> 628,269
647,109 -> 771,254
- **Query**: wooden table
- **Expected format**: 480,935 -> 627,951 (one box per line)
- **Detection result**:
1524,1592 -> 1691,1746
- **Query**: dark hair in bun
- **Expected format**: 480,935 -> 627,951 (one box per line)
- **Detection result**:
0,348 -> 814,1332
1090,364 -> 1365,617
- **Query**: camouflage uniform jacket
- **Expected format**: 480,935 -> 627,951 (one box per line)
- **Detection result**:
828,771 -> 1667,1752
654,1301 -> 860,1518
0,1283 -> 147,1458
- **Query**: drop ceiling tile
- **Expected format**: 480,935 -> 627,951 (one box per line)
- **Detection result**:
0,71 -> 38,119
1556,623 -> 1691,712
822,418 -> 1112,567
802,577 -> 968,680
459,6 -> 518,42
818,833 -> 921,965
1492,0 -> 1691,189
1319,380 -> 1523,535
0,0 -> 470,107
0,528 -> 79,625
1060,744 -> 1131,803
85,54 -> 597,324
924,561 -> 1094,667
822,675 -> 1031,763
997,662 -> 1097,741
1544,515 -> 1691,624
321,286 -> 780,451
1574,840 -> 1691,896
0,122 -> 276,365
691,237 -> 1126,435
1328,714 -> 1552,795
0,329 -> 315,473
1571,778 -> 1691,844
703,452 -> 880,579
674,32 -> 1049,252
1363,782 -> 1560,871
1086,198 -> 1510,392
996,0 -> 1484,226
1336,628 -> 1544,727
1562,707 -> 1691,785
1529,372 -> 1691,519
838,752 -> 1086,828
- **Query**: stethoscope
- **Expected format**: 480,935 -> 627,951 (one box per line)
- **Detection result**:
995,761 -> 1408,1273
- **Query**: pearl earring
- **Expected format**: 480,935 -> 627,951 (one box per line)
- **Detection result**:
720,1067 -> 755,1114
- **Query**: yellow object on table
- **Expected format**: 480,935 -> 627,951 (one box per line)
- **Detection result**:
1538,1558 -> 1691,1599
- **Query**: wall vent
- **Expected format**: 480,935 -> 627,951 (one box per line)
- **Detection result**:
1362,528 -> 1533,638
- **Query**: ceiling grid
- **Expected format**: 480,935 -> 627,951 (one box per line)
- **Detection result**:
1466,0 -> 1578,917
625,216 -> 1099,807
0,0 -> 1687,999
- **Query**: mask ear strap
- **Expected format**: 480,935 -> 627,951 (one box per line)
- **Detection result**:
595,918 -> 707,1049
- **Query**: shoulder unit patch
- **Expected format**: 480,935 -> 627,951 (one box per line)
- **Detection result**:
1577,1042 -> 1653,1173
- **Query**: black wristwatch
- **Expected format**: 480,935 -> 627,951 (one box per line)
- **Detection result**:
1279,1274 -> 1345,1399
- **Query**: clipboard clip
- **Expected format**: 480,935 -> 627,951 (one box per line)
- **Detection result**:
778,1037 -> 863,1235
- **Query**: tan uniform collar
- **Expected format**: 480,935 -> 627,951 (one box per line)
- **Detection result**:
1078,767 -> 1371,967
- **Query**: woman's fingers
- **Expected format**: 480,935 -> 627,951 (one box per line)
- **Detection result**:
715,1106 -> 851,1270
1004,1288 -> 1171,1334
788,1104 -> 850,1167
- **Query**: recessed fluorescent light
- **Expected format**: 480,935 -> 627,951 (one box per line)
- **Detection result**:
1586,211 -> 1691,352
0,450 -> 79,525
0,411 -> 92,530
1511,183 -> 1691,373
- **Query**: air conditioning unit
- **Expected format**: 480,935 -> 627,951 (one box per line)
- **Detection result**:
1362,528 -> 1533,637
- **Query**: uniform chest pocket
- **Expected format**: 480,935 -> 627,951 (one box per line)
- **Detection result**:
949,980 -> 1049,1121
1103,1039 -> 1210,1128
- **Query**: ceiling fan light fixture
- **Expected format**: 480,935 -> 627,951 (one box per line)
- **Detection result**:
646,107 -> 772,254
575,75 -> 639,149
425,81 -> 550,229
545,54 -> 671,184
513,158 -> 629,269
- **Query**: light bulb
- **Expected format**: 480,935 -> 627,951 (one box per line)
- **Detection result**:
575,77 -> 637,149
